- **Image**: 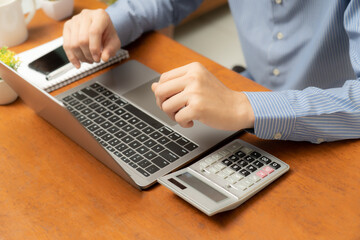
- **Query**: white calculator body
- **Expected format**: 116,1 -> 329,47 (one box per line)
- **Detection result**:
158,139 -> 289,216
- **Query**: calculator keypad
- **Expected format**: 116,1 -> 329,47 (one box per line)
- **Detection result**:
192,139 -> 284,198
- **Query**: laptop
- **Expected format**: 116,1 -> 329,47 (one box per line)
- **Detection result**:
0,59 -> 239,189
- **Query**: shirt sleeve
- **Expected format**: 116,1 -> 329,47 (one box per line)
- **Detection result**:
105,0 -> 203,46
244,1 -> 360,144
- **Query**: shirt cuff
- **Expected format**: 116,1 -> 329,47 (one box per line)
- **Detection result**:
244,91 -> 297,140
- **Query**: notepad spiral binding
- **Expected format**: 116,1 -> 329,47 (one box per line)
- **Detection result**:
43,49 -> 129,92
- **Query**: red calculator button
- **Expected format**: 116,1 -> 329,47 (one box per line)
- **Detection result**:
256,170 -> 268,178
263,166 -> 274,174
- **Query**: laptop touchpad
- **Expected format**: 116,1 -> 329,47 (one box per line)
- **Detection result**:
123,79 -> 176,127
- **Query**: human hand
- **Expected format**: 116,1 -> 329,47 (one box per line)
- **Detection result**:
63,9 -> 121,68
151,62 -> 255,131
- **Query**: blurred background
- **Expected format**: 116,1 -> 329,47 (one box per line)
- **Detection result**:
24,0 -> 246,70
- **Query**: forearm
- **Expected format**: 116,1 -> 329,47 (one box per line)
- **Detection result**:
106,0 -> 203,46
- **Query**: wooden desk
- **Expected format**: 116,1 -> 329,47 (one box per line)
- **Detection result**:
1,1 -> 359,239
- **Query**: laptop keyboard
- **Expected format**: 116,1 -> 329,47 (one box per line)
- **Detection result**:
61,83 -> 198,177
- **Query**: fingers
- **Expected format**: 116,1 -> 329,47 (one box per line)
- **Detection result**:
63,22 -> 81,68
159,63 -> 192,83
88,11 -> 111,62
161,91 -> 187,120
101,26 -> 121,62
152,75 -> 187,109
174,106 -> 195,128
62,9 -> 120,68
78,16 -> 94,63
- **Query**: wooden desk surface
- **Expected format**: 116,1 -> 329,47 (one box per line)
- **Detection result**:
1,1 -> 359,239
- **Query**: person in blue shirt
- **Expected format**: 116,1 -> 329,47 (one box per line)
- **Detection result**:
63,0 -> 360,144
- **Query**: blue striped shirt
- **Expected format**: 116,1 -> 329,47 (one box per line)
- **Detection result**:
106,0 -> 360,143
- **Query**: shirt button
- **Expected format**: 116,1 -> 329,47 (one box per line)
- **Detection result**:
275,0 -> 282,4
273,68 -> 280,76
274,133 -> 282,140
276,32 -> 284,40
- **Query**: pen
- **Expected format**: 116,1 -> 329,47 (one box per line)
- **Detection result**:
46,63 -> 74,80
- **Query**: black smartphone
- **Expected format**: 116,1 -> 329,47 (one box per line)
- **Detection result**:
28,46 -> 69,75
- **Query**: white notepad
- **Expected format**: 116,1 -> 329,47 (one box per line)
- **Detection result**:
17,37 -> 129,92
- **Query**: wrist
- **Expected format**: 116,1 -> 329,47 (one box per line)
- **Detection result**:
234,91 -> 255,129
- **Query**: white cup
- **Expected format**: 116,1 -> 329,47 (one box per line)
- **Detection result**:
0,79 -> 18,105
41,0 -> 74,21
0,0 -> 36,47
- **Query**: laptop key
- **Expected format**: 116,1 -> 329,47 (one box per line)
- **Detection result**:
177,137 -> 189,146
62,96 -> 73,102
114,130 -> 126,139
69,100 -> 80,106
88,124 -> 100,132
100,121 -> 112,129
108,126 -> 120,134
90,83 -> 100,89
159,150 -> 179,162
121,135 -> 134,144
142,126 -> 154,134
136,168 -> 150,177
128,140 -> 141,149
165,142 -> 188,157
75,104 -> 86,111
101,100 -> 112,107
128,162 -> 138,168
121,113 -> 133,120
81,119 -> 92,127
168,132 -> 181,141
115,143 -> 127,152
94,129 -> 106,137
72,92 -> 87,101
130,154 -> 144,163
152,144 -> 165,153
137,134 -> 149,142
138,160 -> 151,168
88,112 -> 99,119
135,121 -> 147,129
128,117 -> 140,125
152,156 -> 170,168
149,131 -> 162,139
94,117 -> 105,124
81,87 -> 99,98
143,151 -> 156,160
144,139 -> 156,148
136,146 -> 149,155
83,98 -> 93,105
102,111 -> 113,118
184,142 -> 198,151
145,165 -> 160,174
95,96 -> 105,102
102,90 -> 113,97
115,120 -> 127,128
124,104 -> 164,129
158,126 -> 173,135
114,108 -> 125,115
95,106 -> 106,114
122,125 -> 134,132
108,104 -> 119,111
158,136 -> 170,145
123,149 -> 136,157
108,138 -> 121,147
115,99 -> 127,106
102,134 -> 113,141
129,129 -> 142,137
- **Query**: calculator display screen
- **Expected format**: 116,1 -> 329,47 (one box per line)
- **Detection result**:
177,172 -> 228,202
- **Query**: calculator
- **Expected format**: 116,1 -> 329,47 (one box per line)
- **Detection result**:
158,139 -> 289,216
